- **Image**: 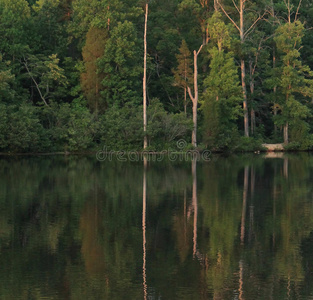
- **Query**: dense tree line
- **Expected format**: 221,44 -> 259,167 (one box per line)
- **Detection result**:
1,0 -> 313,152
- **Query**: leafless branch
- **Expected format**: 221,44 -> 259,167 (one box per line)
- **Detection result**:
295,0 -> 302,21
22,57 -> 49,106
187,86 -> 195,104
217,0 -> 240,32
244,13 -> 267,39
231,0 -> 240,13
196,44 -> 203,56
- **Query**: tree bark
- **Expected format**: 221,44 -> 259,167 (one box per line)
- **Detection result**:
143,3 -> 148,149
184,87 -> 187,115
240,0 -> 249,137
249,61 -> 255,135
273,46 -> 277,134
187,45 -> 203,148
284,122 -> 289,144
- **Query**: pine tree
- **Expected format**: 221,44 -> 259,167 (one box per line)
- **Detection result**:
274,20 -> 313,145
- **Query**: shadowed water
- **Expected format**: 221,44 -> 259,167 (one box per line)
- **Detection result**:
1,153 -> 313,299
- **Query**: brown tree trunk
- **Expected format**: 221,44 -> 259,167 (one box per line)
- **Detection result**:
214,0 -> 219,11
284,122 -> 289,144
143,3 -> 148,149
188,46 -> 203,148
240,0 -> 249,137
192,50 -> 198,147
273,46 -> 278,134
249,62 -> 255,136
184,87 -> 187,115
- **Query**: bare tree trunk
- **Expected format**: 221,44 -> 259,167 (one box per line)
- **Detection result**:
284,122 -> 288,144
192,50 -> 198,148
192,93 -> 198,147
184,56 -> 187,115
188,45 -> 203,148
249,61 -> 255,136
214,0 -> 219,11
273,46 -> 278,134
240,0 -> 249,137
143,3 -> 148,149
218,0 -> 265,137
184,87 -> 187,115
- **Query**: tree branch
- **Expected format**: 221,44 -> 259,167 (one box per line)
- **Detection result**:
244,13 -> 267,39
295,0 -> 302,21
196,44 -> 203,56
231,0 -> 240,13
217,0 -> 240,32
22,58 -> 49,106
187,86 -> 195,104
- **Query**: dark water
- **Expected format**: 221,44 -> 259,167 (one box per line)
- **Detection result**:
1,153 -> 313,299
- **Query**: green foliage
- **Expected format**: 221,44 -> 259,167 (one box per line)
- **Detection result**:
99,103 -> 143,150
0,104 -> 48,152
0,0 -> 30,58
172,40 -> 193,112
0,54 -> 14,101
29,0 -> 69,57
49,100 -> 99,151
98,99 -> 193,151
234,136 -> 265,152
2,0 -> 313,152
22,53 -> 68,105
99,20 -> 142,106
273,20 -> 313,143
201,14 -> 242,150
147,99 -> 193,149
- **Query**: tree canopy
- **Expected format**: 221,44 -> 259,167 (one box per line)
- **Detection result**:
1,0 -> 313,152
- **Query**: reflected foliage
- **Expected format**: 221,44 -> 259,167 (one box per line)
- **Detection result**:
0,154 -> 313,299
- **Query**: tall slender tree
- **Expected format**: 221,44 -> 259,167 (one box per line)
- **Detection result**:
187,44 -> 203,148
274,11 -> 313,144
143,1 -> 148,149
217,0 -> 266,137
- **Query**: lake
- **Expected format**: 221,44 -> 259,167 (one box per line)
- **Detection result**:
0,153 -> 313,299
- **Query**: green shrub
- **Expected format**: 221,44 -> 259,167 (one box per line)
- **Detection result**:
1,104 -> 49,152
234,136 -> 265,152
51,100 -> 99,151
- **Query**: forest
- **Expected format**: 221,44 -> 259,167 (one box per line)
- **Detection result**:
1,0 -> 313,152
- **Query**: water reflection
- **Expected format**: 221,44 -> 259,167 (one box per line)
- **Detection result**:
0,154 -> 313,299
143,157 -> 147,300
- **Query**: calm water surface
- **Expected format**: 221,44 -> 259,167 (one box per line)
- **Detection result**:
1,154 -> 313,299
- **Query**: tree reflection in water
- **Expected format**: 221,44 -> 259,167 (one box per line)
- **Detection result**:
0,154 -> 312,299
